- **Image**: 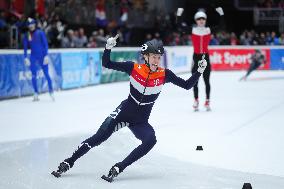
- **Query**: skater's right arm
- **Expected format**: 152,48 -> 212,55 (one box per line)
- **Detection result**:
23,33 -> 28,58
102,49 -> 134,75
23,34 -> 31,66
210,7 -> 225,33
176,8 -> 192,34
102,34 -> 134,75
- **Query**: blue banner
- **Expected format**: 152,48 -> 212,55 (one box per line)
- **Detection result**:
0,54 -> 22,98
61,51 -> 101,89
0,53 -> 62,99
270,49 -> 284,70
87,52 -> 101,85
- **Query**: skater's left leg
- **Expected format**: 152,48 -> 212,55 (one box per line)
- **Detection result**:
203,56 -> 211,110
203,57 -> 211,100
52,117 -> 122,178
52,102 -> 128,178
245,63 -> 256,78
116,123 -> 157,172
64,102 -> 127,167
192,55 -> 200,110
40,57 -> 53,93
246,62 -> 262,79
30,57 -> 39,94
67,118 -> 116,165
192,57 -> 199,100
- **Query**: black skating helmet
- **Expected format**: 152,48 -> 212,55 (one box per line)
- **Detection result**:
141,39 -> 164,55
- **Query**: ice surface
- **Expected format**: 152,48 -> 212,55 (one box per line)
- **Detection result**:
0,71 -> 284,189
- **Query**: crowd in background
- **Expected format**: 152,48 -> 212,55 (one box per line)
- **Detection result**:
0,0 -> 284,49
162,30 -> 284,46
256,0 -> 284,8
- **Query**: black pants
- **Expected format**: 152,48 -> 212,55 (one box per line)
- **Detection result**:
191,53 -> 211,100
67,100 -> 157,172
246,61 -> 262,78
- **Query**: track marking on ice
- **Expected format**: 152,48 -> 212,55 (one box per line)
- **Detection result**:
226,100 -> 284,135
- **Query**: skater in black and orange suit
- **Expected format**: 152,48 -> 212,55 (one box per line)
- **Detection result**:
51,35 -> 207,182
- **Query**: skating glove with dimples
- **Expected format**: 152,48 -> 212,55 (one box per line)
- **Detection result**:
43,55 -> 49,65
197,58 -> 207,74
24,58 -> 31,66
106,34 -> 119,49
215,7 -> 224,16
177,8 -> 184,16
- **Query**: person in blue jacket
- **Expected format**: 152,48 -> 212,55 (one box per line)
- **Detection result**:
23,18 -> 54,101
51,35 -> 208,182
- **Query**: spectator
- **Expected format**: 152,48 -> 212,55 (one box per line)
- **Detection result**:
86,31 -> 99,48
45,15 -> 65,48
264,0 -> 275,8
210,34 -> 219,45
87,36 -> 97,48
279,0 -> 284,8
219,31 -> 230,45
182,34 -> 192,46
230,32 -> 238,45
252,33 -> 259,45
0,11 -> 8,48
94,29 -> 107,47
0,11 -> 7,29
279,33 -> 284,45
116,29 -> 125,46
269,31 -> 280,45
240,31 -> 252,45
61,29 -> 76,48
145,33 -> 152,42
119,0 -> 129,26
95,0 -> 108,28
75,28 -> 87,48
265,31 -> 272,45
154,32 -> 163,44
258,32 -> 267,45
169,32 -> 181,46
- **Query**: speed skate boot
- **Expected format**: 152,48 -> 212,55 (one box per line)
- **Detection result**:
239,75 -> 247,81
32,93 -> 39,102
193,98 -> 199,112
49,92 -> 55,101
51,158 -> 74,178
101,164 -> 122,183
204,99 -> 211,111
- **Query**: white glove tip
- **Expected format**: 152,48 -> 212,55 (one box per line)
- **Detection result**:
114,34 -> 119,40
177,8 -> 184,16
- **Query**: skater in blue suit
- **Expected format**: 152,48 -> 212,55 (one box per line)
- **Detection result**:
23,18 -> 54,101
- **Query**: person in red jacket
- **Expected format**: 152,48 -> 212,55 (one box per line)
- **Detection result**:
177,7 -> 224,111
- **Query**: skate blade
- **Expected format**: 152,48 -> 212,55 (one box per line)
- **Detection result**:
50,95 -> 55,102
193,108 -> 199,112
51,171 -> 61,178
101,175 -> 113,183
205,107 -> 211,112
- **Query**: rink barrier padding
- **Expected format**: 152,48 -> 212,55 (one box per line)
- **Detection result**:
0,46 -> 283,99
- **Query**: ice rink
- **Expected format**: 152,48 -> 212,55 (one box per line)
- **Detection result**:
1,71 -> 284,189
